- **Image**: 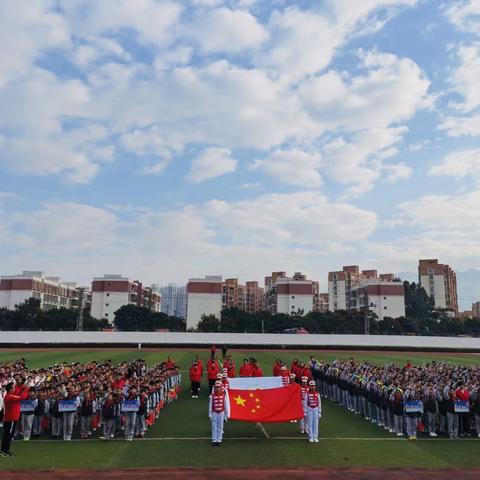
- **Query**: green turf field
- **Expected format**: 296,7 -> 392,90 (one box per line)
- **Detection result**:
0,348 -> 479,471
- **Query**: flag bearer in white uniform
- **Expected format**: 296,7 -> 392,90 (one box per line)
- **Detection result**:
300,376 -> 309,434
304,380 -> 322,443
209,381 -> 230,446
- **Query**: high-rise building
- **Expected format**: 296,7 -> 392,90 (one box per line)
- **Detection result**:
186,276 -> 223,330
317,293 -> 329,313
418,259 -> 458,315
223,278 -> 246,310
0,271 -> 89,312
472,301 -> 480,319
350,280 -> 405,320
156,284 -> 187,319
328,266 -> 397,312
91,274 -> 160,322
245,281 -> 265,313
265,271 -> 317,315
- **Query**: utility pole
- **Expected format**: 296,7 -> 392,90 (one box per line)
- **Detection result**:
364,310 -> 370,335
76,288 -> 85,332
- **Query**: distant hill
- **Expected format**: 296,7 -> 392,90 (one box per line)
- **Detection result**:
398,270 -> 480,311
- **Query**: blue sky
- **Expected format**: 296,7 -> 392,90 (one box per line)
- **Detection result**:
0,0 -> 479,308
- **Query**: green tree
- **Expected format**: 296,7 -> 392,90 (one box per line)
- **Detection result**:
197,314 -> 220,332
404,281 -> 434,319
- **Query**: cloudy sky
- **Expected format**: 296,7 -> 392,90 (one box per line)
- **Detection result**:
0,0 -> 479,306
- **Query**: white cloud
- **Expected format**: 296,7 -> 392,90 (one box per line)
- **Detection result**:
383,163 -> 413,182
250,149 -> 323,188
188,7 -> 268,53
445,0 -> 480,35
257,1 -> 418,81
439,115 -> 480,137
429,148 -> 480,184
394,190 -> 480,231
60,0 -> 182,48
299,51 -> 431,131
322,127 -> 407,197
188,147 -> 238,183
1,194 -> 378,286
449,43 -> 480,112
0,0 -> 70,87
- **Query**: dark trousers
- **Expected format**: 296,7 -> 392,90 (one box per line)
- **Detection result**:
208,379 -> 215,392
191,381 -> 200,396
1,420 -> 17,454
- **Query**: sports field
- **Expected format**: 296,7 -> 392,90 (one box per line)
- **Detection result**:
0,348 -> 480,473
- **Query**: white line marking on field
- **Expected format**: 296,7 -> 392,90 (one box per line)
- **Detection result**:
19,436 -> 480,443
256,422 -> 270,438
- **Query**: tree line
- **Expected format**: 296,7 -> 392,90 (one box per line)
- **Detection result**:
1,282 -> 478,336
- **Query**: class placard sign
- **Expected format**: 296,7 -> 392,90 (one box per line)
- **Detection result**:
20,400 -> 36,412
405,400 -> 423,413
59,400 -> 78,412
121,400 -> 140,412
454,400 -> 469,413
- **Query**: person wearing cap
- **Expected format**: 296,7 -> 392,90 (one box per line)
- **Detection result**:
207,357 -> 220,393
221,373 -> 230,391
300,376 -> 309,434
280,366 -> 290,387
304,380 -> 321,443
208,381 -> 230,446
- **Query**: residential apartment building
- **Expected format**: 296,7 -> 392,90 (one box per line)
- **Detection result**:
328,266 -> 397,312
350,280 -> 405,320
317,293 -> 329,313
223,278 -> 246,310
265,271 -> 317,315
91,274 -> 160,322
245,281 -> 265,313
0,271 -> 90,311
186,276 -> 223,329
472,302 -> 480,319
156,284 -> 187,319
418,259 -> 458,315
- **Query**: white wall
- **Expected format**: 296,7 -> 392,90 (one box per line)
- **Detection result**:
1,331 -> 480,351
368,294 -> 405,320
277,294 -> 313,315
0,290 -> 32,309
328,280 -> 346,311
186,293 -> 222,330
91,292 -> 129,322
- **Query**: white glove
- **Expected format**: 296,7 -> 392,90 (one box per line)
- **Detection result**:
209,416 -> 212,420
318,412 -> 322,418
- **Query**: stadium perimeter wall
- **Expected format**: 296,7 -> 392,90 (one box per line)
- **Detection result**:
0,331 -> 480,351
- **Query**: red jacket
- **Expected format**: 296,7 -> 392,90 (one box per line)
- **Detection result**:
207,361 -> 220,380
189,366 -> 202,383
239,364 -> 252,377
252,366 -> 263,377
3,387 -> 29,422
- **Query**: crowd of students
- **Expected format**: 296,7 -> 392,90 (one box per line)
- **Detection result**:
0,356 -> 181,456
314,358 -> 480,440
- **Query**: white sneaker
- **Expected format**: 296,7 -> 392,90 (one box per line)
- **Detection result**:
309,438 -> 314,443
429,432 -> 437,437
314,438 -> 319,443
397,432 -> 403,436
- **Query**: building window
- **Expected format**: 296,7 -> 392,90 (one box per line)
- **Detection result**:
106,293 -> 110,297
106,303 -> 109,307
384,306 -> 387,310
383,296 -> 387,300
291,295 -> 295,299
105,312 -> 109,316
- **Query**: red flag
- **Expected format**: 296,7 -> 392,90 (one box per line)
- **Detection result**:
229,383 -> 304,423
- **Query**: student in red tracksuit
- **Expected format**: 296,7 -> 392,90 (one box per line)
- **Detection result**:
189,361 -> 202,398
251,361 -> 263,377
1,382 -> 29,457
207,358 -> 220,392
239,359 -> 252,377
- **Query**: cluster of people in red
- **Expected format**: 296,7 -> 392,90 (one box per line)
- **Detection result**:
189,347 -> 264,398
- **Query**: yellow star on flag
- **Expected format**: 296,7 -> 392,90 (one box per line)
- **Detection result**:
234,395 -> 247,407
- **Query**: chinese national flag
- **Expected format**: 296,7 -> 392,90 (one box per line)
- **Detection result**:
229,384 -> 304,423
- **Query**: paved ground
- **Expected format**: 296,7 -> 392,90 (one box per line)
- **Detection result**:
2,468 -> 480,480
